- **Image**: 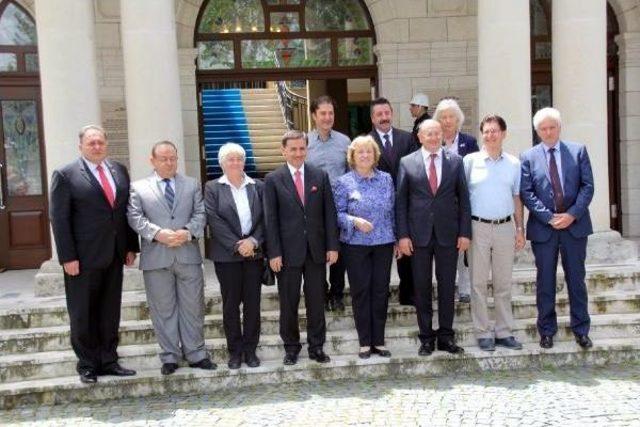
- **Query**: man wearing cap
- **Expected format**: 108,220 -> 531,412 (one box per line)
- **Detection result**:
409,93 -> 431,145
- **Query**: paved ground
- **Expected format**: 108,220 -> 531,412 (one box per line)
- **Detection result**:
2,363 -> 639,426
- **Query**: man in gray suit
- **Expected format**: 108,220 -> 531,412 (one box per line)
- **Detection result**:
127,141 -> 215,375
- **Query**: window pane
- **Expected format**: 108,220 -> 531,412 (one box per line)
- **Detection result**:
338,37 -> 373,66
0,53 -> 17,71
197,41 -> 235,70
270,12 -> 299,32
25,53 -> 39,72
198,0 -> 264,33
534,41 -> 551,60
1,100 -> 43,196
531,0 -> 550,37
0,3 -> 37,45
242,39 -> 331,68
305,0 -> 370,31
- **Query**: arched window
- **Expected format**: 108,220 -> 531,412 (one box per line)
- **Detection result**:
0,0 -> 38,73
195,0 -> 375,73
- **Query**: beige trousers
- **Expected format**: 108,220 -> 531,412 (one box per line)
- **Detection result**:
469,220 -> 515,339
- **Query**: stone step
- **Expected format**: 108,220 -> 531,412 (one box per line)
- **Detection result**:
3,264 -> 639,329
1,336 -> 639,409
248,129 -> 288,137
1,295 -> 638,354
1,312 -> 639,383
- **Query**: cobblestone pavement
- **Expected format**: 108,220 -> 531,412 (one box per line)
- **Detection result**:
2,363 -> 640,426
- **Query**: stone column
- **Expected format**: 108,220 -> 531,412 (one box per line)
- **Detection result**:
552,0 -> 609,232
120,0 -> 185,180
477,0 -> 532,156
36,0 -> 101,175
617,33 -> 640,237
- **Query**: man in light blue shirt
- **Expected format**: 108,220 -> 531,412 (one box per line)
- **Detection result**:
463,115 -> 525,353
306,95 -> 351,311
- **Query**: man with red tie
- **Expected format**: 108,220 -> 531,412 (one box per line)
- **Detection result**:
49,125 -> 139,384
264,130 -> 339,365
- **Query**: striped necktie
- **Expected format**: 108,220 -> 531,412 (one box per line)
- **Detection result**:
163,178 -> 174,210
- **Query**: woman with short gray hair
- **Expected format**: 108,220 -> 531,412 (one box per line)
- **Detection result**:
204,142 -> 265,370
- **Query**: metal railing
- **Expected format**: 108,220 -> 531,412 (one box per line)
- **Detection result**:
276,80 -> 309,132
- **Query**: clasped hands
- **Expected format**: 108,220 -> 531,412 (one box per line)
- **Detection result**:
155,228 -> 191,247
549,213 -> 575,230
269,250 -> 338,273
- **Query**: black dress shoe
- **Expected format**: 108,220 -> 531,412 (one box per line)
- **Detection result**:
161,363 -> 179,375
371,347 -> 391,357
79,369 -> 98,384
437,340 -> 465,354
540,335 -> 554,349
283,352 -> 298,365
189,358 -> 217,370
358,349 -> 371,359
101,364 -> 136,376
575,335 -> 593,349
244,351 -> 261,368
477,338 -> 496,352
418,342 -> 434,356
308,349 -> 331,363
228,355 -> 241,370
458,294 -> 471,304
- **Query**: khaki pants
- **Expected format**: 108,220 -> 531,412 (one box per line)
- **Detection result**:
469,220 -> 515,339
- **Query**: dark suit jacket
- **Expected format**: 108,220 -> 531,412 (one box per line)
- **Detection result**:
204,178 -> 265,263
456,132 -> 480,157
396,149 -> 472,247
520,140 -> 594,243
263,163 -> 339,267
369,127 -> 418,183
49,158 -> 139,269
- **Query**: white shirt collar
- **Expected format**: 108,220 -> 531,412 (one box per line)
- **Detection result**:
421,146 -> 443,159
376,128 -> 392,142
154,171 -> 175,184
219,173 -> 255,189
287,163 -> 305,176
82,157 -> 109,171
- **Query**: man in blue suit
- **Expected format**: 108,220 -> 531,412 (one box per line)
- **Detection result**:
520,107 -> 594,350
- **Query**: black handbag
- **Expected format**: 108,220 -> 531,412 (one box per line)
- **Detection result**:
261,258 -> 276,286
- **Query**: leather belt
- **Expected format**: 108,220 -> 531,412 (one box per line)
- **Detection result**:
471,215 -> 511,224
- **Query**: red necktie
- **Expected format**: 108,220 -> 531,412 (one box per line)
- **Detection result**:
96,164 -> 115,208
428,153 -> 438,194
548,148 -> 565,213
294,169 -> 304,205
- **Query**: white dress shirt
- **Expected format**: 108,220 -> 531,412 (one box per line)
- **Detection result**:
287,163 -> 305,185
154,172 -> 175,196
83,157 -> 116,197
422,147 -> 443,186
219,174 -> 255,236
376,128 -> 393,148
542,141 -> 565,192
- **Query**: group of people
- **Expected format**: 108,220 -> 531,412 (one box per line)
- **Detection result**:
49,93 -> 594,385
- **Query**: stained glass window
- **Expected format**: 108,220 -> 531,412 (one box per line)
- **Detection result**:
305,0 -> 370,31
198,0 -> 265,33
0,3 -> 37,45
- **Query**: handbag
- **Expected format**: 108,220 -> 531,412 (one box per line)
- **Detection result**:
261,257 -> 276,286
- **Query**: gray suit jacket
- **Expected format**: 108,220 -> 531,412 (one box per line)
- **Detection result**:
127,173 -> 205,270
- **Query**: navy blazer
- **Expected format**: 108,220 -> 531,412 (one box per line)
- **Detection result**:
263,163 -> 339,267
456,132 -> 479,157
396,149 -> 472,247
520,140 -> 594,243
369,127 -> 418,183
204,178 -> 264,263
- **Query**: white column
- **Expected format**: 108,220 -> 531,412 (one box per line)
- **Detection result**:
36,0 -> 101,175
120,0 -> 185,180
477,0 -> 532,156
552,0 -> 609,232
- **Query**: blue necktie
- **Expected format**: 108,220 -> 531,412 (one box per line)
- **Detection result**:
163,178 -> 174,210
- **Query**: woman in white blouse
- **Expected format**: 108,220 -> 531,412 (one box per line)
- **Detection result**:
204,143 -> 265,370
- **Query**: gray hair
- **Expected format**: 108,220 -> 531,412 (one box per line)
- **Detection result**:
417,119 -> 442,133
218,142 -> 246,166
78,124 -> 107,141
433,99 -> 465,131
533,107 -> 562,130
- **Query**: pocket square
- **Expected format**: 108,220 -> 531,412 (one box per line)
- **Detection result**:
311,186 -> 318,193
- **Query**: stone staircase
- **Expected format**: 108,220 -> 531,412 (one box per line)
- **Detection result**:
1,263 -> 640,409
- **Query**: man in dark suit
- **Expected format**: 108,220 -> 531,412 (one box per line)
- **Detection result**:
396,119 -> 471,356
520,107 -> 594,350
49,125 -> 139,384
264,130 -> 340,365
368,97 -> 418,306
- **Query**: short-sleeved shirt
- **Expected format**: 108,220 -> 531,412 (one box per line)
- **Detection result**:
306,129 -> 351,185
463,149 -> 521,220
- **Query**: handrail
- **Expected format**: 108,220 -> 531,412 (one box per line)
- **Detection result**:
276,81 -> 309,132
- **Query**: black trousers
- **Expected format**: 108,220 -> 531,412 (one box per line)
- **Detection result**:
411,239 -> 458,344
214,259 -> 262,357
64,256 -> 123,373
326,253 -> 346,301
344,243 -> 394,347
277,255 -> 326,354
397,255 -> 414,304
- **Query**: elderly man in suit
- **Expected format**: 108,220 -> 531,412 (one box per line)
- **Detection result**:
49,125 -> 139,384
396,119 -> 471,356
264,130 -> 339,366
127,141 -> 215,375
520,107 -> 594,350
434,98 -> 479,304
368,97 -> 418,306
